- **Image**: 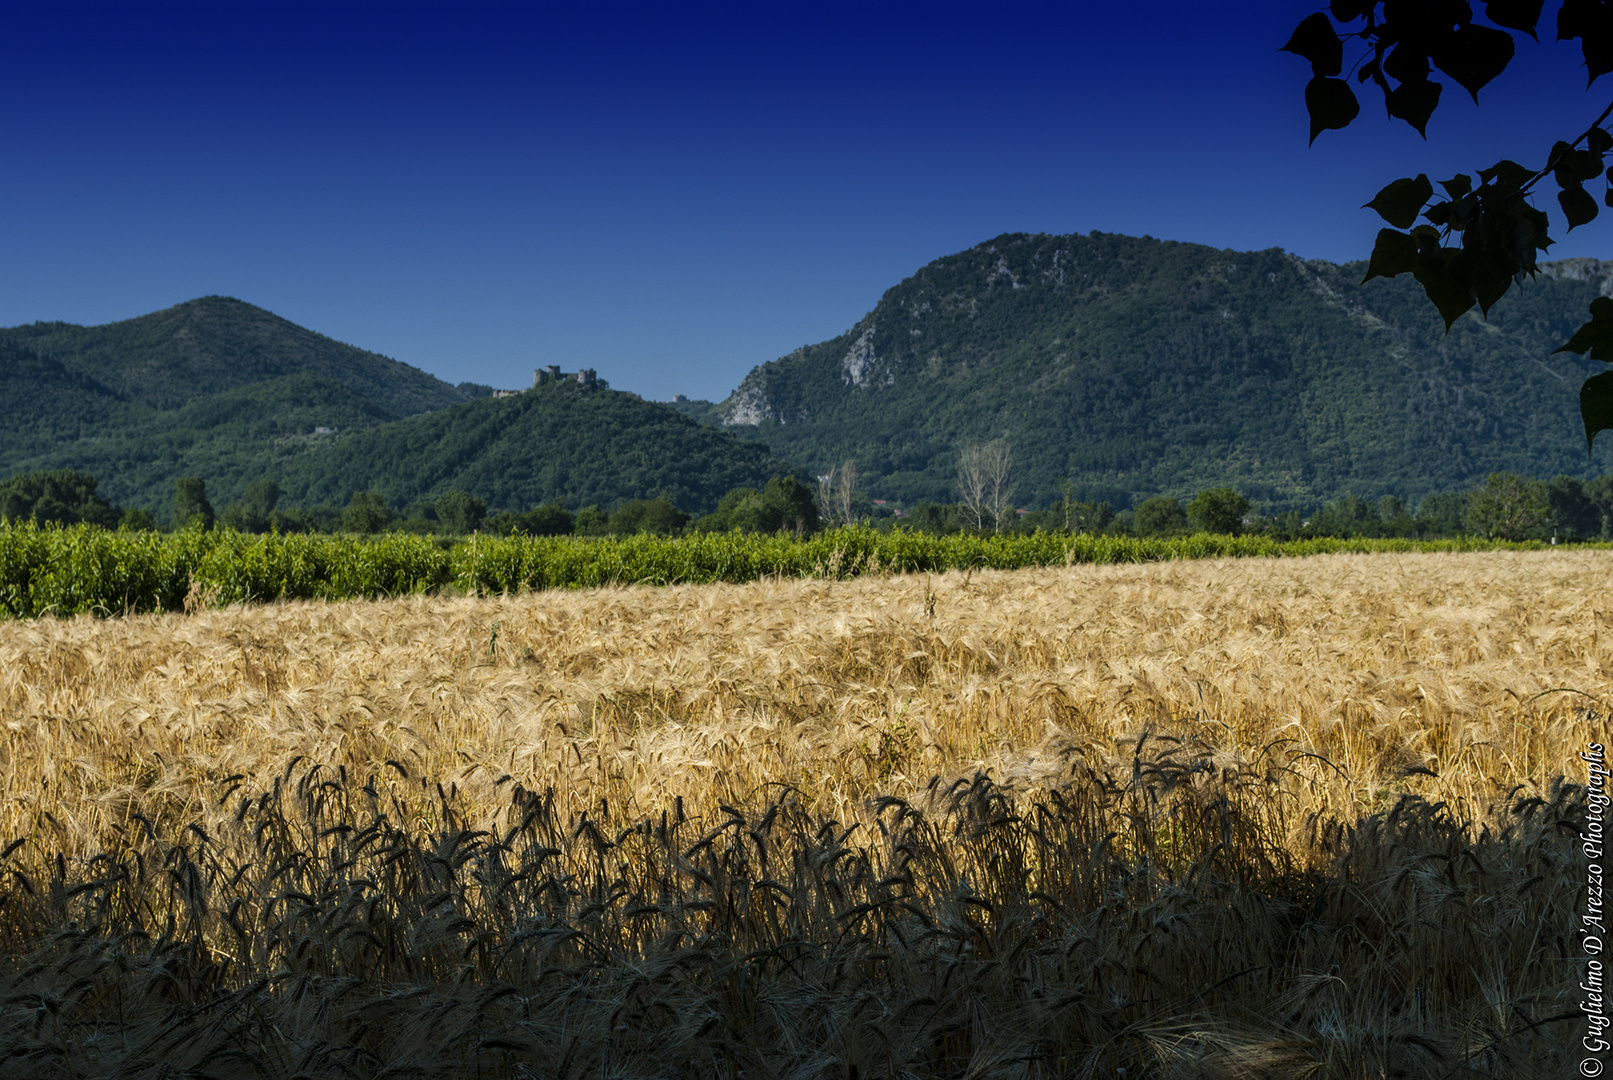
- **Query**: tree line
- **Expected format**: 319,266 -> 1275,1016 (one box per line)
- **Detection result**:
3,466 -> 1609,544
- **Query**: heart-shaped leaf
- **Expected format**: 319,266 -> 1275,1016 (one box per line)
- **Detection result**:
1560,184 -> 1600,227
1282,13 -> 1345,77
1387,77 -> 1442,136
1362,229 -> 1421,282
1365,174 -> 1434,228
1305,76 -> 1361,143
1566,148 -> 1605,183
1433,23 -> 1517,100
1465,248 -> 1516,314
1413,248 -> 1478,330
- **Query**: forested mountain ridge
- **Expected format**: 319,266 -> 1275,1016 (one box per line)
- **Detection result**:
0,296 -> 483,414
0,297 -> 799,517
699,232 -> 1611,509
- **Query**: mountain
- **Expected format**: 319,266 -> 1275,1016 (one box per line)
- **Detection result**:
698,232 -> 1612,510
0,296 -> 482,415
0,296 -> 493,511
0,297 -> 803,517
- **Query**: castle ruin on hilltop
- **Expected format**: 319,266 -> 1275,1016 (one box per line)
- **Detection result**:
534,365 -> 597,387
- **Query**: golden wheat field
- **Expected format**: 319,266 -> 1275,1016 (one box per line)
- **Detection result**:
0,551 -> 1603,1078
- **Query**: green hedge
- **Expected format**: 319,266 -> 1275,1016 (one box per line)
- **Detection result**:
451,527 -> 1540,594
0,525 -> 451,618
0,522 -> 1571,619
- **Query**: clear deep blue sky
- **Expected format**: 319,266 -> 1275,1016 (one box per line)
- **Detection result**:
3,1 -> 1609,402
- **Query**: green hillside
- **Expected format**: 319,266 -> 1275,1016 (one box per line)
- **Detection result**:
0,296 -> 801,517
0,296 -> 482,414
0,297 -> 496,512
702,232 -> 1612,510
262,381 -> 801,515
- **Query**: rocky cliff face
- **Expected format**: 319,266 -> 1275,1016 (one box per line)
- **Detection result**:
1538,258 -> 1613,294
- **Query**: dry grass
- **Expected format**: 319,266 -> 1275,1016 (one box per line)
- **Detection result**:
0,551 -> 1601,1077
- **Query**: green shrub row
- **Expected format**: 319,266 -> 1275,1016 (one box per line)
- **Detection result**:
450,527 -> 1561,593
0,522 -> 1566,619
0,525 -> 451,618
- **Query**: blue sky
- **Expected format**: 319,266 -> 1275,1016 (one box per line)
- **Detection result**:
3,1 -> 1609,402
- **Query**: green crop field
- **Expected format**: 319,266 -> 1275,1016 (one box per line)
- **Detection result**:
0,521 -> 1571,619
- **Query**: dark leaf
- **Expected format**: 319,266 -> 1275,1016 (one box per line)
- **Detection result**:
1440,173 -> 1473,198
1560,184 -> 1600,227
1387,77 -> 1442,135
1558,0 -> 1595,40
1282,13 -> 1346,77
1505,203 -> 1553,272
1468,197 -> 1544,278
1423,201 -> 1456,226
1551,139 -> 1578,185
1383,43 -> 1432,84
1362,229 -> 1421,282
1591,126 -> 1613,155
1462,201 -> 1506,255
1605,185 -> 1613,207
1582,371 -> 1613,453
1358,58 -> 1382,83
1565,148 -> 1605,183
1558,0 -> 1613,83
1432,23 -> 1516,100
1331,0 -> 1374,20
1484,0 -> 1545,37
1413,250 -> 1478,329
1477,158 -> 1535,189
1464,248 -> 1515,314
1364,174 -> 1434,227
1587,36 -> 1613,83
1555,296 -> 1613,360
1305,76 -> 1361,143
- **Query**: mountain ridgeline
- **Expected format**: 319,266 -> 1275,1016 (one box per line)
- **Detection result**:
689,232 -> 1613,510
8,233 -> 1613,526
0,297 -> 800,517
2,297 -> 485,417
